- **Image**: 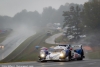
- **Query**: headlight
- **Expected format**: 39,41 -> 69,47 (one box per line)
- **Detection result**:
40,54 -> 45,58
60,53 -> 64,57
59,51 -> 66,59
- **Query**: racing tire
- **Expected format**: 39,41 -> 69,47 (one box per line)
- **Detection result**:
79,49 -> 84,60
38,58 -> 47,62
68,51 -> 71,61
39,60 -> 47,62
80,57 -> 83,60
78,57 -> 83,60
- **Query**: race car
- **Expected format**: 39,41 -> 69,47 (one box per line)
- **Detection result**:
47,31 -> 52,36
38,44 -> 85,62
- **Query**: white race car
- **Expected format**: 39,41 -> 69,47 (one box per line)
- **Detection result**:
38,44 -> 85,62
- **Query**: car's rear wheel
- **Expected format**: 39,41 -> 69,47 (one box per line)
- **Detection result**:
78,50 -> 84,60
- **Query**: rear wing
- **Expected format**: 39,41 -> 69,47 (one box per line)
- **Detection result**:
72,45 -> 82,50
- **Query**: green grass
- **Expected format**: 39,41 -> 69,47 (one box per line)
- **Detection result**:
1,30 -> 57,63
88,50 -> 100,59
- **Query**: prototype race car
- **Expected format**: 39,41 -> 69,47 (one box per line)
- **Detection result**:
38,44 -> 85,62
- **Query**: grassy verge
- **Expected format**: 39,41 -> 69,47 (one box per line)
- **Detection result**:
88,51 -> 100,59
1,30 -> 57,63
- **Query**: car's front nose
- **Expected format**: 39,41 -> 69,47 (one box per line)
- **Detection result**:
49,52 -> 61,60
49,52 -> 66,60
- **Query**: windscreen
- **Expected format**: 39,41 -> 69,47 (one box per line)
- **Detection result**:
48,49 -> 64,52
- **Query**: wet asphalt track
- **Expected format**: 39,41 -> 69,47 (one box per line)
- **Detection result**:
0,59 -> 100,67
0,32 -> 35,60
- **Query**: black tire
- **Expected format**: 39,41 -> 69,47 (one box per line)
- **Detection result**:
40,60 -> 47,62
79,49 -> 84,60
38,58 -> 47,62
67,51 -> 71,61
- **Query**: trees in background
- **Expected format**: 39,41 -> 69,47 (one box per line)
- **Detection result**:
62,0 -> 100,45
63,5 -> 83,41
81,0 -> 100,46
0,3 -> 83,29
82,0 -> 100,33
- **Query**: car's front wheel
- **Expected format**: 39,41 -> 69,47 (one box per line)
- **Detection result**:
68,51 -> 71,61
65,51 -> 71,61
38,58 -> 47,62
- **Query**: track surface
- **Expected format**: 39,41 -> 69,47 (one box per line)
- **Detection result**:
0,31 -> 35,60
45,33 -> 62,44
0,60 -> 100,67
